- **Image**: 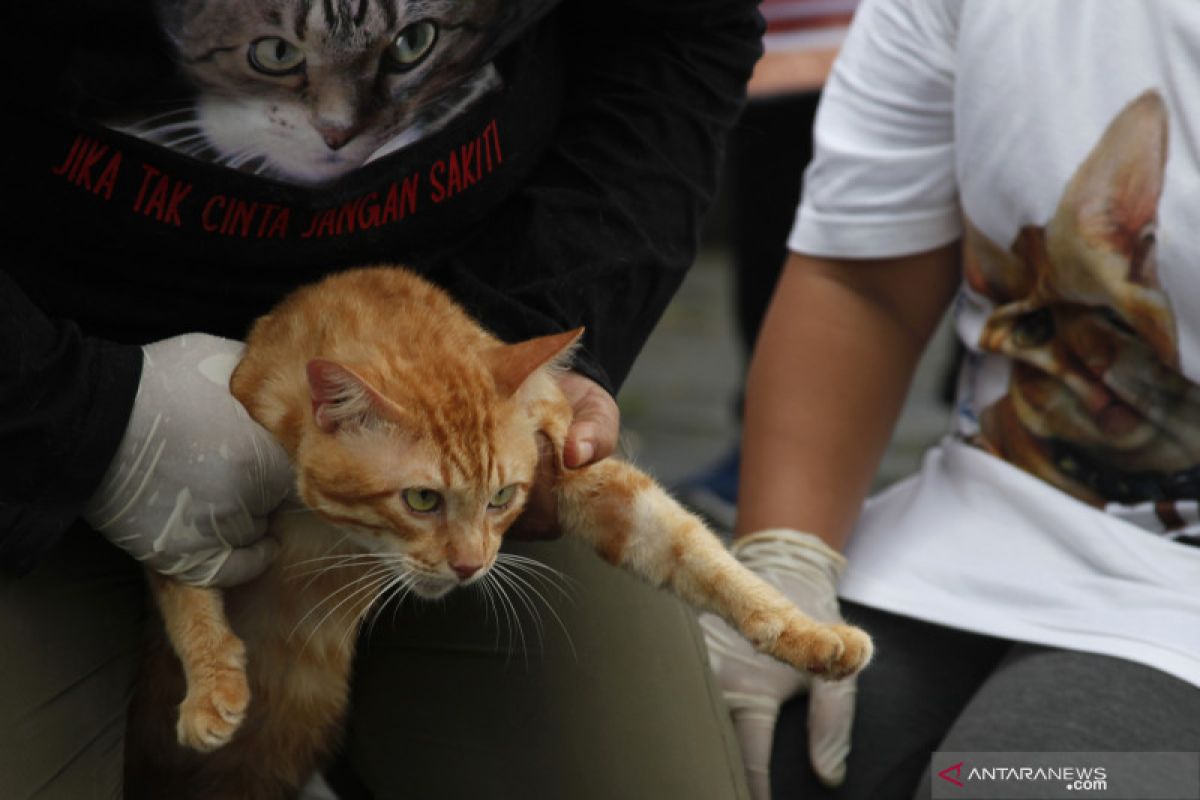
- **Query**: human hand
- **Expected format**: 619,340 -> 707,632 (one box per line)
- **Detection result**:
508,371 -> 619,540
700,529 -> 858,799
556,370 -> 620,468
83,333 -> 294,587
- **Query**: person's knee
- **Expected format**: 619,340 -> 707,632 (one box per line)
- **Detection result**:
0,529 -> 146,799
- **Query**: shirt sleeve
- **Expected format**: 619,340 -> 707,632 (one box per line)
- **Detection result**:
0,271 -> 142,574
441,0 -> 763,394
788,0 -> 962,259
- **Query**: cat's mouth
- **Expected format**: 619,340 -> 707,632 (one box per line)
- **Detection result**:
407,565 -> 493,599
408,574 -> 461,600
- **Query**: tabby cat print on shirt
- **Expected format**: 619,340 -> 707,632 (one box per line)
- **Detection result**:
123,267 -> 872,800
966,90 -> 1200,526
125,0 -> 526,185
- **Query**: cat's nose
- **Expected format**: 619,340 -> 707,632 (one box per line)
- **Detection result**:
319,127 -> 356,151
451,562 -> 482,581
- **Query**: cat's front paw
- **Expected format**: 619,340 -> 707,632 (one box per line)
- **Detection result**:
176,640 -> 251,752
775,621 -> 873,680
822,623 -> 873,679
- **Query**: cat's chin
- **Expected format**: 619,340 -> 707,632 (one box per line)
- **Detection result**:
409,578 -> 459,600
195,95 -> 376,186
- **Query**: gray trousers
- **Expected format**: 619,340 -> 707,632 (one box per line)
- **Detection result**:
0,529 -> 748,800
773,602 -> 1200,800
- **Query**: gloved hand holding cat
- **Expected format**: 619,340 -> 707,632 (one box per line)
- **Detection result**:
701,529 -> 859,800
83,333 -> 294,587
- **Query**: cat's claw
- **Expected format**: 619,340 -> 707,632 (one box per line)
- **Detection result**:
176,642 -> 251,752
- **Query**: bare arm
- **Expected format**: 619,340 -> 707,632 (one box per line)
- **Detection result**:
735,245 -> 960,546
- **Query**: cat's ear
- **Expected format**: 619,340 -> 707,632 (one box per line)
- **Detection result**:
1054,89 -> 1167,273
486,328 -> 584,398
306,359 -> 395,433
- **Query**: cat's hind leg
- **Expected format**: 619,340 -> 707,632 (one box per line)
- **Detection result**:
146,573 -> 250,751
556,458 -> 872,678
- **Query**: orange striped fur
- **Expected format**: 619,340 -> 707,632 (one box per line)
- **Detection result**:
125,266 -> 871,799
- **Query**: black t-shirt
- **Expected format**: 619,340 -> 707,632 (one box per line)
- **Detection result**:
12,13 -> 564,347
0,0 -> 763,572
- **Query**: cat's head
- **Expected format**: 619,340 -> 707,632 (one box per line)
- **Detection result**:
965,90 -> 1190,498
152,0 -> 501,184
288,328 -> 580,599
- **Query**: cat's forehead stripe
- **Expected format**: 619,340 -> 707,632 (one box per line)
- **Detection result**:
321,0 -> 375,34
379,0 -> 398,31
418,367 -> 499,484
294,0 -> 314,40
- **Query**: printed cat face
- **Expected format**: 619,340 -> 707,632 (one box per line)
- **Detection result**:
150,0 -> 501,184
286,330 -> 578,599
966,90 -> 1200,505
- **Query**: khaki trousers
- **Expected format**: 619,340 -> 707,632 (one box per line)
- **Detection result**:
0,530 -> 748,800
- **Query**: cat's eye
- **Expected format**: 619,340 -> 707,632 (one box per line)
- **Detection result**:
249,37 -> 306,76
489,485 -> 518,509
385,21 -> 438,71
1098,307 -> 1137,337
1011,307 -> 1054,348
402,488 -> 442,513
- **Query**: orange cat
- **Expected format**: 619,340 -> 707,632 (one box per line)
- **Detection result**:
124,267 -> 872,799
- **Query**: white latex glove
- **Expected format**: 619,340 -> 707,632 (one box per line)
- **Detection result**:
83,333 -> 293,587
700,529 -> 857,799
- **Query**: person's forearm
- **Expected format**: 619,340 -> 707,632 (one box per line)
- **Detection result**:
735,246 -> 959,546
0,270 -> 143,573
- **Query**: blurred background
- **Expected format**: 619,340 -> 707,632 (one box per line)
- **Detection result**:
613,0 -> 958,533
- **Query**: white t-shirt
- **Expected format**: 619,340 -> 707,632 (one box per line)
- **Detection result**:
790,0 -> 1200,687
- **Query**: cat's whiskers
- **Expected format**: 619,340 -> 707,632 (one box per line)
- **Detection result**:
292,560 -> 394,632
305,553 -> 426,655
154,130 -> 208,149
210,141 -> 269,175
120,106 -> 196,135
497,553 -> 578,602
326,568 -> 406,655
297,569 -> 396,656
492,564 -> 545,645
227,148 -> 265,171
286,542 -> 384,583
290,559 -> 398,649
473,574 -> 501,644
287,552 -> 392,576
358,570 -> 420,647
306,531 -> 354,560
481,572 -> 519,656
292,555 -> 391,593
478,570 -> 523,665
494,562 -> 576,663
494,557 -> 577,661
140,121 -> 202,138
485,566 -> 543,666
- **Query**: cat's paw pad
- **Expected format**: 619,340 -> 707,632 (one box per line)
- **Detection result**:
774,623 -> 845,675
176,652 -> 250,752
821,624 -> 873,680
772,621 -> 873,679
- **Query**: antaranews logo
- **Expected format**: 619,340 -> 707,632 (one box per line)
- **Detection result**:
938,761 -> 964,789
930,752 -> 1200,799
936,759 -> 1105,792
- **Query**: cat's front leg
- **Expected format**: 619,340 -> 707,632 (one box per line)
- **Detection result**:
555,459 -> 872,678
147,572 -> 251,751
